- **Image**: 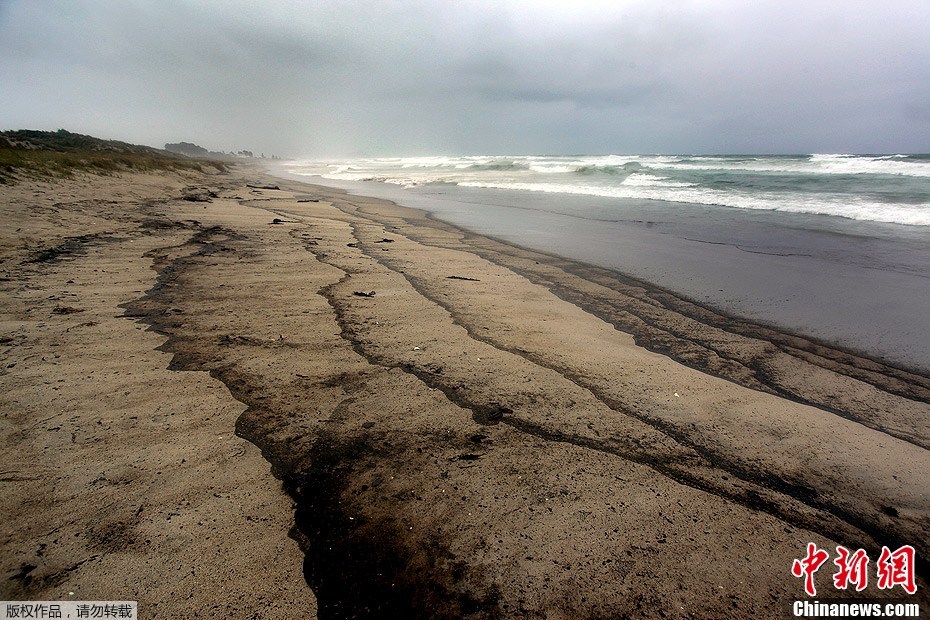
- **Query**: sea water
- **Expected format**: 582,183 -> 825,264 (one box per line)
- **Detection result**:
276,154 -> 930,371
286,154 -> 930,226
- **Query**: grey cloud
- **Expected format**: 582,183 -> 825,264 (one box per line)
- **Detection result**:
1,0 -> 928,156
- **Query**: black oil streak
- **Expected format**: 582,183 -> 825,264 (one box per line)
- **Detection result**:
122,224 -> 501,619
296,204 -> 930,584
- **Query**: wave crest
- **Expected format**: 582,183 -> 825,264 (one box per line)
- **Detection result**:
574,161 -> 642,176
284,154 -> 930,226
467,160 -> 530,171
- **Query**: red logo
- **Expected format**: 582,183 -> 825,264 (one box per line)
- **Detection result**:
792,544 -> 917,597
833,546 -> 869,591
792,543 -> 830,597
876,545 -> 917,595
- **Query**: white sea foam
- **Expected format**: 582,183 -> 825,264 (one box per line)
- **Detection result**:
454,180 -> 930,226
282,154 -> 930,226
622,173 -> 693,188
639,155 -> 930,177
310,155 -> 928,179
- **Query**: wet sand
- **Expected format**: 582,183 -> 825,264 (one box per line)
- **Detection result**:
2,166 -> 928,618
268,174 -> 930,372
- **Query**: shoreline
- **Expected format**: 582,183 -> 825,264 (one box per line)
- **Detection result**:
419,203 -> 930,381
268,167 -> 930,373
2,165 -> 928,617
290,178 -> 930,443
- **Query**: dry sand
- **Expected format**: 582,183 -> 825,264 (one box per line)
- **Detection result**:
1,165 -> 927,618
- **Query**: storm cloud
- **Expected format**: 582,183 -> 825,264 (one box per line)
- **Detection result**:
2,0 -> 928,156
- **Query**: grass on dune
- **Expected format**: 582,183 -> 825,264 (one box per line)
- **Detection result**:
0,148 -> 227,184
0,130 -> 231,184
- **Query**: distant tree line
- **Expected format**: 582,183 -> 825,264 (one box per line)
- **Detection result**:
164,142 -> 278,160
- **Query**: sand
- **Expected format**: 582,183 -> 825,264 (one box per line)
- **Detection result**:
1,165 -> 927,618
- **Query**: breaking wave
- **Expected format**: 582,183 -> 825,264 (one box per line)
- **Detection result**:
282,153 -> 930,226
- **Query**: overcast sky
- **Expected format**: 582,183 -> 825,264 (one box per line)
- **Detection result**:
2,0 -> 928,157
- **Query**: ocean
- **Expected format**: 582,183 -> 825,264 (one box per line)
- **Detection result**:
284,154 -> 930,226
275,154 -> 930,371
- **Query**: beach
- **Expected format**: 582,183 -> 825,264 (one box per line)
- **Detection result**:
2,164 -> 928,618
276,155 -> 930,372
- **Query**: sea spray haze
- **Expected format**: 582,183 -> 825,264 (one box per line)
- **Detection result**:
284,154 -> 930,226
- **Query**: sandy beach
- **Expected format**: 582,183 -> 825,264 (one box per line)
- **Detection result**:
2,165 -> 928,618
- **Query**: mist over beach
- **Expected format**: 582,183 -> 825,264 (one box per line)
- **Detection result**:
2,1 -> 929,618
